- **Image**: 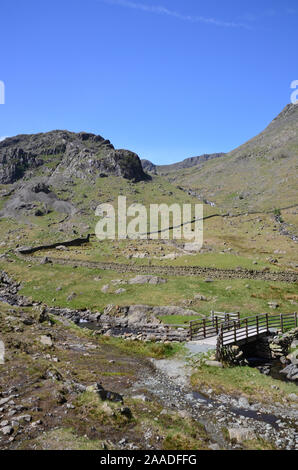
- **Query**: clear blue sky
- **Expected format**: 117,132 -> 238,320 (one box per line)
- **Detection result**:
0,0 -> 297,164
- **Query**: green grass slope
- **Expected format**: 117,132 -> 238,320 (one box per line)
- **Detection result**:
166,103 -> 298,213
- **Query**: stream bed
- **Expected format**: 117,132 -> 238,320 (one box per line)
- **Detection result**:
131,357 -> 298,450
80,324 -> 298,449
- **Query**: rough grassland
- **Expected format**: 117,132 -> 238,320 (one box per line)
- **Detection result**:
191,364 -> 298,404
1,257 -> 297,324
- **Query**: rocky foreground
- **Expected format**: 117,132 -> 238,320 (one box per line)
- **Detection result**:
0,270 -> 298,450
1,299 -> 298,451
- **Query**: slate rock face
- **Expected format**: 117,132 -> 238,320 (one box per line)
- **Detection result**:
0,130 -> 148,184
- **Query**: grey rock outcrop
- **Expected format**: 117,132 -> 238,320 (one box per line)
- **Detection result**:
151,305 -> 199,316
141,159 -> 157,174
280,363 -> 298,381
0,130 -> 148,185
0,270 -> 31,306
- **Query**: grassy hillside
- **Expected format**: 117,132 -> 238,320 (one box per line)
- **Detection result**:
161,104 -> 298,214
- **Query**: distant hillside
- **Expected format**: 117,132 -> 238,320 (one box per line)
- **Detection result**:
162,104 -> 298,212
141,153 -> 225,175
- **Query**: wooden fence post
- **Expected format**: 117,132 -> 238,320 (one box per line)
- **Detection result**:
203,319 -> 206,338
295,312 -> 297,328
245,318 -> 248,339
215,316 -> 219,335
216,327 -> 223,361
266,313 -> 269,332
234,321 -> 237,343
256,316 -> 259,335
280,314 -> 283,333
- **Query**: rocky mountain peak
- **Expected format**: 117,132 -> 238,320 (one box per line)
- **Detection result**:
271,103 -> 298,124
0,130 -> 148,184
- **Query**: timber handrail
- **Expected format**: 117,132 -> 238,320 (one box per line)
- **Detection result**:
216,312 -> 298,350
190,312 -> 298,341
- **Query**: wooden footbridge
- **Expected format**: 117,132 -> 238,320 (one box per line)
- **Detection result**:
189,311 -> 298,356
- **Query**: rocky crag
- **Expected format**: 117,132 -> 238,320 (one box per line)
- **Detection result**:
0,130 -> 148,185
0,131 -> 149,218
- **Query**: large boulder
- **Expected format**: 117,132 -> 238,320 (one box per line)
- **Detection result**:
86,383 -> 123,403
40,335 -> 53,347
127,305 -> 160,325
129,275 -> 167,285
228,427 -> 256,443
280,363 -> 298,381
184,242 -> 202,253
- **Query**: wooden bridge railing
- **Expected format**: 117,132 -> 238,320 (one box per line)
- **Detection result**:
190,312 -> 297,342
190,312 -> 240,340
211,311 -> 240,324
217,312 -> 298,348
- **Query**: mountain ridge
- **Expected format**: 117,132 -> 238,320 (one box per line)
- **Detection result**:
141,152 -> 225,175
